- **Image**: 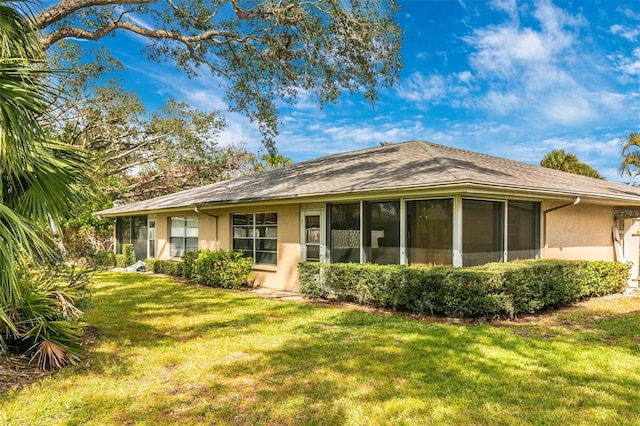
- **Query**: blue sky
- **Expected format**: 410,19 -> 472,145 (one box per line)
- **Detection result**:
69,0 -> 639,182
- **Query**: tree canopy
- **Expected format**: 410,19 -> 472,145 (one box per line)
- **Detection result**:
540,149 -> 604,180
33,0 -> 403,152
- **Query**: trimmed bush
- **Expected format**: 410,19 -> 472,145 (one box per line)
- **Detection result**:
122,244 -> 136,266
193,249 -> 253,289
145,258 -> 158,272
580,260 -> 630,297
151,259 -> 184,276
298,262 -> 326,299
115,254 -> 128,268
298,260 -> 630,319
181,250 -> 199,280
146,250 -> 253,289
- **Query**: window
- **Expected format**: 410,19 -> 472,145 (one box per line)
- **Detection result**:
365,201 -> 400,264
116,216 -> 148,260
116,216 -> 132,254
462,199 -> 505,266
407,199 -> 453,266
508,201 -> 540,260
170,216 -> 198,257
303,213 -> 322,262
328,203 -> 361,263
233,213 -> 278,265
148,219 -> 156,259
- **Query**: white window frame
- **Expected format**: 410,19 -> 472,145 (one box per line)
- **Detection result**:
169,216 -> 199,257
147,218 -> 156,259
301,209 -> 325,262
233,212 -> 278,265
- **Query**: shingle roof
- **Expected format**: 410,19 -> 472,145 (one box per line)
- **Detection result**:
97,140 -> 640,216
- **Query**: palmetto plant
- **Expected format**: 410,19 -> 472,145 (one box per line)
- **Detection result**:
1,0 -> 91,368
620,133 -> 640,179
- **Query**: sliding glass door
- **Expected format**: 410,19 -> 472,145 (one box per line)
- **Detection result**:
407,199 -> 453,266
462,199 -> 505,267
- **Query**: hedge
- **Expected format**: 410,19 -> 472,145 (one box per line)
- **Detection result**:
146,249 -> 253,289
298,260 -> 630,318
147,258 -> 184,276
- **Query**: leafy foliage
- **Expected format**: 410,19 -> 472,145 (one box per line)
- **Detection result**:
33,0 -> 402,151
148,258 -> 185,276
192,250 -> 254,289
250,153 -> 293,172
51,67 -> 253,202
0,0 -> 92,369
149,250 -> 254,289
122,244 -> 136,265
44,44 -> 257,254
2,262 -> 92,369
299,260 -> 630,318
620,132 -> 640,179
540,149 -> 604,179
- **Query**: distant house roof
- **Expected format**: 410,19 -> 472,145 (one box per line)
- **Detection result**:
96,140 -> 640,216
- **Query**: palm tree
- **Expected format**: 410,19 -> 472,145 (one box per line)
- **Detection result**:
540,149 -> 604,180
1,0 -> 90,368
620,133 -> 640,178
252,153 -> 293,172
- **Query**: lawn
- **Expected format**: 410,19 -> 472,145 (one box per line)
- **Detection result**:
2,272 -> 640,425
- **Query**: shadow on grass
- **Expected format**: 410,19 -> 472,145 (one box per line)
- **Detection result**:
4,272 -> 639,425
94,273 -> 640,424
211,309 -> 640,425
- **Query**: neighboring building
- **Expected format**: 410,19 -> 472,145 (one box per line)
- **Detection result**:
97,141 -> 640,291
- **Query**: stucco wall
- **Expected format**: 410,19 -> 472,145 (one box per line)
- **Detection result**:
543,201 -> 615,261
214,204 -> 300,291
138,198 -> 620,292
151,211 -> 219,259
149,204 -> 301,291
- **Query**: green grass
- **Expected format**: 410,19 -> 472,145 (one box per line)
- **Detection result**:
2,272 -> 640,425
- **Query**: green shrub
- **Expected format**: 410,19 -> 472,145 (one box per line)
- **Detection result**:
115,254 -> 128,268
181,250 -> 199,280
193,249 -> 253,289
298,260 -> 631,319
151,259 -> 183,276
121,244 -> 136,266
298,262 -> 327,299
145,258 -> 158,272
580,261 -> 629,297
94,251 -> 116,268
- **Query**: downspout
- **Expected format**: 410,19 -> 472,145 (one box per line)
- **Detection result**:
194,207 -> 219,250
542,197 -> 581,254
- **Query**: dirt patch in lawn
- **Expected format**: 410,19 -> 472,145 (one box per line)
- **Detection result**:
0,354 -> 51,393
0,325 -> 100,394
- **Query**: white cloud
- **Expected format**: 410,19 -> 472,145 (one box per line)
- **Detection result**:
611,24 -> 640,42
479,91 -> 520,114
457,71 -> 473,83
466,1 -> 578,77
612,48 -> 640,78
543,94 -> 594,125
395,72 -> 448,104
489,0 -> 518,19
617,6 -> 640,21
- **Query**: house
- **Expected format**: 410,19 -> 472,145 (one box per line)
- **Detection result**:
96,140 -> 640,291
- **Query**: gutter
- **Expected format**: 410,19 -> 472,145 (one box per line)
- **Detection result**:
542,197 -> 581,252
194,206 -> 219,250
194,206 -> 218,219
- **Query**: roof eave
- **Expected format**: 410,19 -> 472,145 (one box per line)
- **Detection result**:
95,180 -> 640,218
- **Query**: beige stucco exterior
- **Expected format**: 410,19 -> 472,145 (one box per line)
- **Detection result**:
133,196 -> 635,292
101,141 -> 640,292
542,201 -> 616,261
150,204 -> 301,291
